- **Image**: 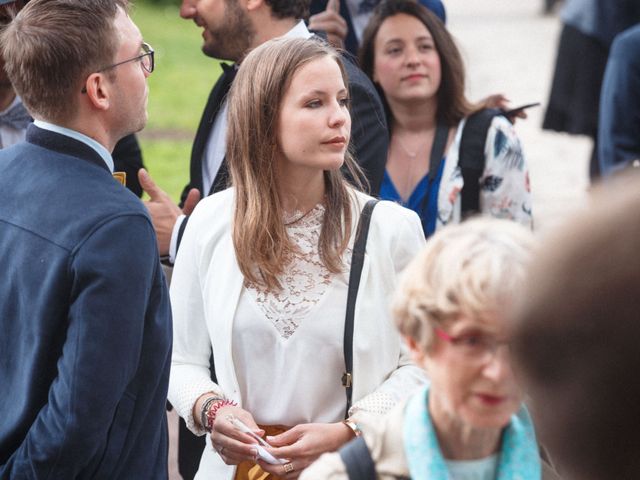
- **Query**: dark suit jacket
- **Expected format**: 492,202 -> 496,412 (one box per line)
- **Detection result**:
179,50 -> 388,208
113,133 -> 145,197
0,125 -> 172,479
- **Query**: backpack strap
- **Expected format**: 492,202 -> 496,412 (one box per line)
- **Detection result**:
342,199 -> 379,417
458,108 -> 503,217
339,436 -> 377,480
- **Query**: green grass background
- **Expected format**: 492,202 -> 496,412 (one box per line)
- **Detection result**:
130,1 -> 223,200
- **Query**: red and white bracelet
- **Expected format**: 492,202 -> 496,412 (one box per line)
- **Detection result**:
205,399 -> 238,432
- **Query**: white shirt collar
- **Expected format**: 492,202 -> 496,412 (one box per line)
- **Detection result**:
33,119 -> 114,173
284,20 -> 314,40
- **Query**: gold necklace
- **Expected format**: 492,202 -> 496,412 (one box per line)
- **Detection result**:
394,134 -> 429,159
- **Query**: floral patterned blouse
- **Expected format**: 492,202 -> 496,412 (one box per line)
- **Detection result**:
437,115 -> 533,230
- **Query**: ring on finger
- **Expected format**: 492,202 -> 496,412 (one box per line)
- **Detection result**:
283,462 -> 294,474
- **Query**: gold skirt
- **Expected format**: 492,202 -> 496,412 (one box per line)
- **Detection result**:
234,425 -> 290,480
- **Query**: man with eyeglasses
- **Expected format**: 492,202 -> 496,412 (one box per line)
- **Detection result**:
0,1 -> 171,478
0,0 -> 149,197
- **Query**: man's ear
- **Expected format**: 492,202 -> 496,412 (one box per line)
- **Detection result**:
245,0 -> 264,13
83,72 -> 110,111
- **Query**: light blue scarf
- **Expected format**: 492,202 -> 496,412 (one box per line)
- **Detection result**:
403,386 -> 541,480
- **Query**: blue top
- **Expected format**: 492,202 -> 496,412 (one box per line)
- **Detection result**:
379,157 -> 445,237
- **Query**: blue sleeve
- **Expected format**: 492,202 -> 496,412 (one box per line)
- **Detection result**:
598,26 -> 640,176
0,214 -> 161,478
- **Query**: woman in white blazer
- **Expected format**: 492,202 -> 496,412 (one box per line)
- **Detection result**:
168,37 -> 427,480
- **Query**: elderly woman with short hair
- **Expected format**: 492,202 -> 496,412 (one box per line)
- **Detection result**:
301,218 -> 561,480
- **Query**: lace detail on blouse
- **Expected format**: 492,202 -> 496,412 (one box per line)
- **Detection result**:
245,204 -> 351,340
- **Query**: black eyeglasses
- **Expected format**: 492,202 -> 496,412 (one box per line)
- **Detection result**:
81,42 -> 154,93
102,42 -> 154,74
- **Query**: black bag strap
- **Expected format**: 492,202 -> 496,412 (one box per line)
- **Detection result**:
428,123 -> 450,182
342,199 -> 378,418
458,108 -> 503,217
339,436 -> 377,480
419,123 -> 449,221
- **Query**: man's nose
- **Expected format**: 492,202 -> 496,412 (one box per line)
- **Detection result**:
180,0 -> 197,19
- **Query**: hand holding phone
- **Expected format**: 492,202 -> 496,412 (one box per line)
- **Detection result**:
227,415 -> 287,465
502,102 -> 541,117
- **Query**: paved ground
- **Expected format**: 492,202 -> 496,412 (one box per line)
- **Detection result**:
167,3 -> 593,478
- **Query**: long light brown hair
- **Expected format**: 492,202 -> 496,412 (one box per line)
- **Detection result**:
227,37 -> 363,290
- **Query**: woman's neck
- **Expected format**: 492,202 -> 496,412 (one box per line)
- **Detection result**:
387,96 -> 438,133
278,168 -> 326,215
429,395 -> 503,461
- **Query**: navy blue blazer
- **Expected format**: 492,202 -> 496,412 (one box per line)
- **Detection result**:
0,125 -> 172,479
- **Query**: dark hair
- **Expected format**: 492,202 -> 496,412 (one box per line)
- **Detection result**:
358,0 -> 471,127
1,0 -> 128,122
512,172 -> 640,480
265,0 -> 308,20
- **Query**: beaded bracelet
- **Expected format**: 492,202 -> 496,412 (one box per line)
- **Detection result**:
200,396 -> 222,432
205,399 -> 238,433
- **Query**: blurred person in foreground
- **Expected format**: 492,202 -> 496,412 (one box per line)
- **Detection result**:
168,37 -> 427,480
512,171 -> 640,480
302,217 -> 561,480
357,0 -> 532,238
0,0 -> 171,477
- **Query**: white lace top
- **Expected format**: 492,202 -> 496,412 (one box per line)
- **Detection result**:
233,205 -> 351,425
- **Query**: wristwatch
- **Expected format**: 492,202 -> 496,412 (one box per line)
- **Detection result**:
342,419 -> 363,438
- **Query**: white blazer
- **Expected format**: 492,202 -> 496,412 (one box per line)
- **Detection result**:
168,188 -> 428,479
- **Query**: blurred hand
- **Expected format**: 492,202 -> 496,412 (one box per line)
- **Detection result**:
481,93 -> 528,124
138,168 -> 200,256
210,406 -> 265,465
259,422 -> 353,478
308,0 -> 347,50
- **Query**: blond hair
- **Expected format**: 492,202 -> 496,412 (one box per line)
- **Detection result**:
393,217 -> 535,351
226,37 -> 364,290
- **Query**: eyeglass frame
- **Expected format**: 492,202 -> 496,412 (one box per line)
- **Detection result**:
80,42 -> 154,94
434,327 -> 510,363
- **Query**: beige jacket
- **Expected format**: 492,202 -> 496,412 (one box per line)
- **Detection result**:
301,399 -> 562,480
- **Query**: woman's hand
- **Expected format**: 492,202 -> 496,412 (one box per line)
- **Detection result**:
209,405 -> 264,465
258,422 -> 354,478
